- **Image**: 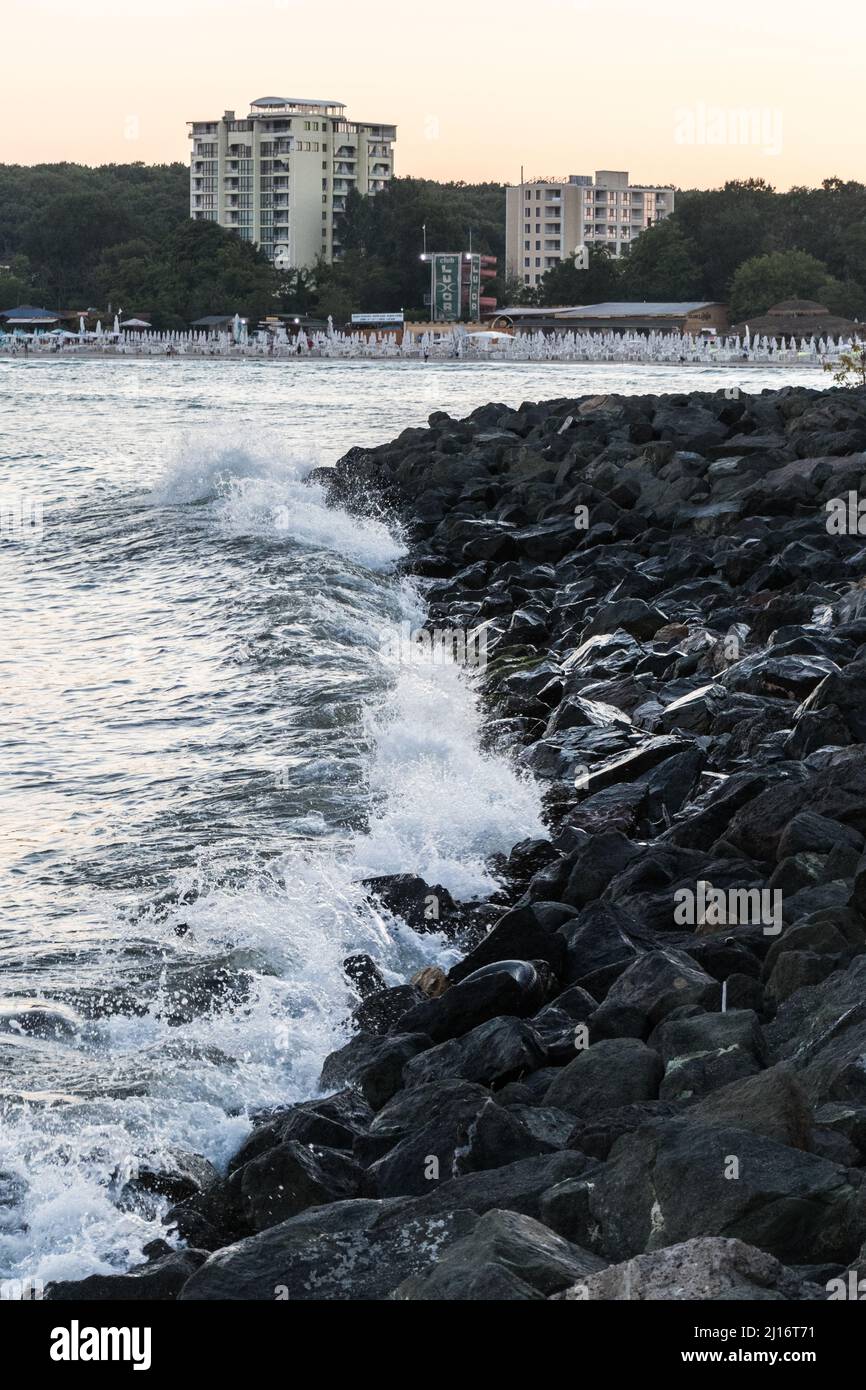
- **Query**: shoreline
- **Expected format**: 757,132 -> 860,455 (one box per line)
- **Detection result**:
46,379 -> 866,1302
0,347 -> 829,371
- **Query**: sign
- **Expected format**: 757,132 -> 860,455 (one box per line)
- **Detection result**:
466,254 -> 482,319
432,253 -> 461,321
350,312 -> 404,325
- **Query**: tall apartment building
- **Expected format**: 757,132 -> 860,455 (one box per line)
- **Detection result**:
189,96 -> 396,269
506,171 -> 675,289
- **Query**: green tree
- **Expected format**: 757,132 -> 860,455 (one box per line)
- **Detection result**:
618,221 -> 702,301
537,245 -> 620,306
728,249 -> 847,321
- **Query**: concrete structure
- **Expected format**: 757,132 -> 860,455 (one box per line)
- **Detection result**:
490,301 -> 728,335
506,172 -> 675,288
189,96 -> 396,269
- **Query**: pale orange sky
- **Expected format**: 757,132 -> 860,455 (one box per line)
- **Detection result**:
3,0 -> 863,189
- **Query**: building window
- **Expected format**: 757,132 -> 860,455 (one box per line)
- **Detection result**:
524,257 -> 530,267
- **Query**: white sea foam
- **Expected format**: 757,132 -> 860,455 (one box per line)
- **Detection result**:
149,436 -> 403,571
0,457 -> 544,1288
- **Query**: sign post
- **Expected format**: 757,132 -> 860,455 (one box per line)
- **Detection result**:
432,253 -> 462,322
466,254 -> 481,320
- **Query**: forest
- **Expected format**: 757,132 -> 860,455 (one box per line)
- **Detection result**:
2,164 -> 865,327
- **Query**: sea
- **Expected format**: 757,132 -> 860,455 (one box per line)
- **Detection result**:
0,356 -> 824,1286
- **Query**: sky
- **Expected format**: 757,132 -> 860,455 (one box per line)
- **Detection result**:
2,0 -> 863,189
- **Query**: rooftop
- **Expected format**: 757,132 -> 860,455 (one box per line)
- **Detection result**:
0,304 -> 60,321
496,302 -> 719,319
250,95 -> 346,111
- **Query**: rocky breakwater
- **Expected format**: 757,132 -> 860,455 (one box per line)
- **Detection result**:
48,384 -> 866,1301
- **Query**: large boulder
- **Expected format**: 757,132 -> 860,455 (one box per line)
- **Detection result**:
319,1032 -> 430,1110
178,1200 -> 478,1301
555,1237 -> 823,1301
395,1208 -> 605,1300
544,1038 -> 663,1118
401,1016 -> 547,1092
550,1117 -> 866,1265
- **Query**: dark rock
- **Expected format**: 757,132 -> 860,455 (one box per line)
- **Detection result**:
544,1037 -> 663,1118
559,1117 -> 866,1265
47,1249 -> 208,1301
228,1141 -> 363,1231
353,985 -> 423,1035
178,1200 -> 479,1301
652,1009 -> 766,1100
402,1016 -> 547,1091
394,1209 -> 605,1300
343,953 -> 387,999
362,873 -> 458,935
366,1095 -> 546,1198
396,959 -> 547,1043
590,948 -> 720,1039
319,1032 -> 431,1110
448,904 -> 569,985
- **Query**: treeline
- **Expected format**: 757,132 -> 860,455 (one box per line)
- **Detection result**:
0,162 -> 278,328
0,164 -> 504,327
2,165 -> 866,328
532,179 -> 866,322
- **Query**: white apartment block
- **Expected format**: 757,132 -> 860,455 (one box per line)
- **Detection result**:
506,171 -> 675,289
189,96 -> 396,269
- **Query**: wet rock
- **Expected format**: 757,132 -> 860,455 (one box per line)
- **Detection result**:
566,1117 -> 866,1265
47,1248 -> 208,1301
319,1032 -> 431,1110
0,998 -> 81,1041
178,1200 -> 479,1301
158,965 -> 253,1026
402,1016 -> 547,1092
343,953 -> 387,999
448,903 -> 569,984
353,985 -> 423,1035
361,873 -> 458,935
556,1237 -> 823,1301
395,1209 -> 605,1300
396,960 -> 547,1043
367,1095 -> 546,1198
228,1141 -> 363,1231
122,1149 -> 219,1206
